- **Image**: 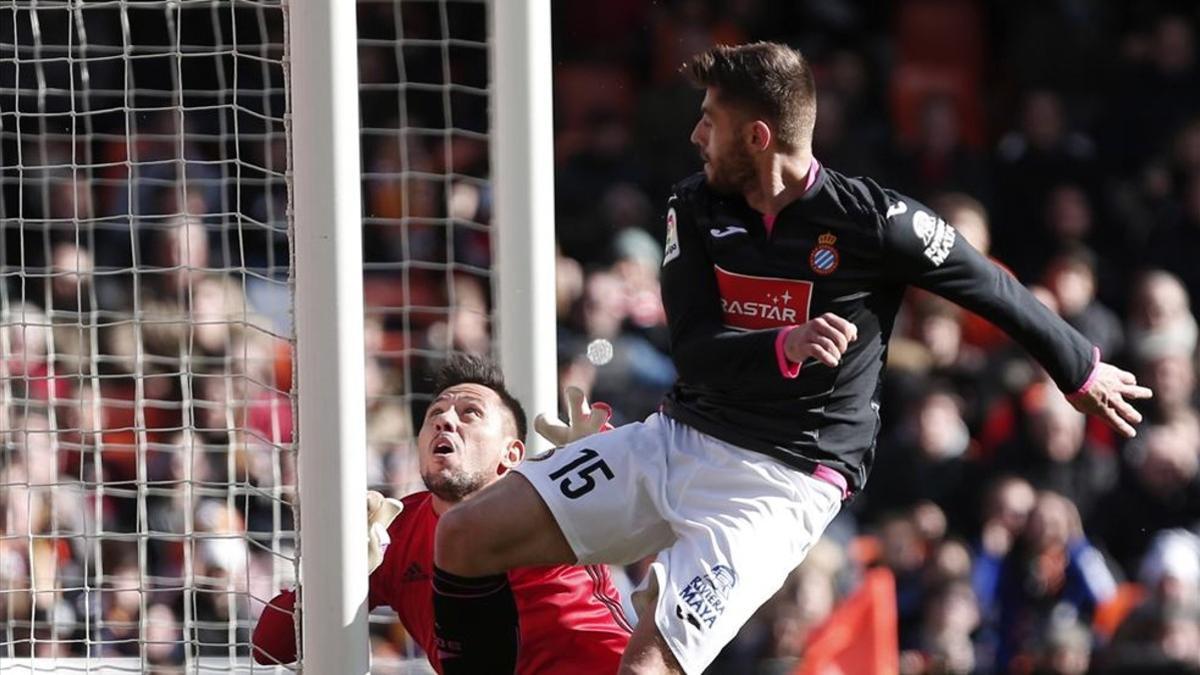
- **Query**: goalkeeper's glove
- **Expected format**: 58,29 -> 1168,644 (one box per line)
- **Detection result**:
533,386 -> 614,447
367,490 -> 404,574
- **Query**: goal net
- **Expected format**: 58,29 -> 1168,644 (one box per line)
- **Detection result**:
2,1 -> 295,671
2,0 -> 493,672
357,0 -> 492,668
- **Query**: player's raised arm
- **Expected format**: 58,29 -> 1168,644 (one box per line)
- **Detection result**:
878,189 -> 1151,437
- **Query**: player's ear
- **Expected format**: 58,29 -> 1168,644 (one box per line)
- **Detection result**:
499,438 -> 524,470
749,120 -> 772,152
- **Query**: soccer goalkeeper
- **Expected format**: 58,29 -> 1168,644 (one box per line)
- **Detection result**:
251,355 -> 628,672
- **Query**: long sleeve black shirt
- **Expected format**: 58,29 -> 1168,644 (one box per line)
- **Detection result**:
659,165 -> 1096,491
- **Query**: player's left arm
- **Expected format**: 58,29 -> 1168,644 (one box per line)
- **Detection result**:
879,191 -> 1151,437
251,589 -> 299,665
251,492 -> 401,665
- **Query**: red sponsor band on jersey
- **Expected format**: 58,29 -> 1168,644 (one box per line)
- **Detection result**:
714,265 -> 813,330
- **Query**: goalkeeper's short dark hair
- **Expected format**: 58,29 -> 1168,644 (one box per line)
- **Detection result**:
433,354 -> 528,442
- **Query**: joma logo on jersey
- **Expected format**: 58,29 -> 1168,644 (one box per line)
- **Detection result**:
714,266 -> 813,330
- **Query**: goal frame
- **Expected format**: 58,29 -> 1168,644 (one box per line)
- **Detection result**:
289,1 -> 370,673
289,0 -> 557,670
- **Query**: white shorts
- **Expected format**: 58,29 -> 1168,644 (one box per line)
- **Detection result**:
513,413 -> 843,674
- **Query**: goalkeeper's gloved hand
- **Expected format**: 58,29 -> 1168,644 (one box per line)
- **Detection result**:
534,386 -> 614,448
367,490 -> 404,574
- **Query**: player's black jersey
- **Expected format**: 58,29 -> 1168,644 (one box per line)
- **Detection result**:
659,164 -> 1096,492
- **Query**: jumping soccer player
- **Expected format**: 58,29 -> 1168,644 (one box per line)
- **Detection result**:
430,42 -> 1152,674
251,355 -> 630,673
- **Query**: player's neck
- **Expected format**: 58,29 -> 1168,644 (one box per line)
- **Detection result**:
430,483 -> 492,515
744,153 -> 814,217
430,494 -> 455,516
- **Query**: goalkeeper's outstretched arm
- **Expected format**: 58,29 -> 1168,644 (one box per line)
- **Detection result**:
252,589 -> 300,665
252,491 -> 403,665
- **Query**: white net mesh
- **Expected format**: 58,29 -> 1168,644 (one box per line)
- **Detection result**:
1,1 -> 295,671
355,0 -> 493,667
2,0 -> 498,670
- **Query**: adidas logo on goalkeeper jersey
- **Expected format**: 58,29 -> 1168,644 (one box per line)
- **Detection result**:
401,562 -> 428,583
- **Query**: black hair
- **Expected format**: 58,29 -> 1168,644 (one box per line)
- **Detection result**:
432,354 -> 528,442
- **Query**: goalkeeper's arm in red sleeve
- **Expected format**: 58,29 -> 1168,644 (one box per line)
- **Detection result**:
252,491 -> 402,665
252,589 -> 299,665
252,573 -> 391,665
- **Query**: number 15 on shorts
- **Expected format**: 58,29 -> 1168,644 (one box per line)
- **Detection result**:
548,447 -> 614,499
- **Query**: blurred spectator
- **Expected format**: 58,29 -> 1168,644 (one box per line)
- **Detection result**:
811,86 -> 885,179
48,241 -> 96,315
1137,347 -> 1197,425
863,384 -> 980,531
561,269 -> 675,422
1037,185 -> 1103,278
890,94 -> 989,202
555,249 -> 586,323
748,539 -> 848,670
904,578 -> 981,675
1138,529 -> 1200,609
1043,247 -> 1124,359
983,491 -> 1117,671
1094,419 -> 1200,575
1099,599 -> 1200,674
996,90 -> 1097,192
611,227 -> 669,350
876,509 -> 934,652
556,115 -> 646,265
974,476 -> 1037,567
1000,388 -> 1117,523
884,292 -> 1002,439
1103,14 -> 1200,172
993,90 -> 1098,280
1126,270 -> 1198,363
1146,171 -> 1200,307
1028,617 -> 1093,675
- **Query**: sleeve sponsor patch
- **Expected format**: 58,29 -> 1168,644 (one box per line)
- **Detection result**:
663,206 -> 681,266
912,209 -> 956,266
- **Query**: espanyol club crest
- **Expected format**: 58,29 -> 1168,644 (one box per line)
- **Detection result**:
809,232 -> 839,275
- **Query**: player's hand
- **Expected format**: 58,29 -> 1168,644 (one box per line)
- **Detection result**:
367,490 -> 404,574
534,386 -> 614,447
1067,361 -> 1153,438
784,312 -> 858,368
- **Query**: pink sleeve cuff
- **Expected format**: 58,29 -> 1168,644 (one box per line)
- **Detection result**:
1067,346 -> 1102,401
775,325 -> 803,379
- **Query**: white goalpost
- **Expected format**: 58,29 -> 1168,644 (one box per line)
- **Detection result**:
490,0 -> 557,436
288,0 -> 370,673
2,0 -> 555,671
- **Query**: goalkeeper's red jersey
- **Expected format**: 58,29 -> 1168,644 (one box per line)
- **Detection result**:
252,490 -> 632,673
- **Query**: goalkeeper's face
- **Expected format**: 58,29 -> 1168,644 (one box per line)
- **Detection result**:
418,383 -> 525,503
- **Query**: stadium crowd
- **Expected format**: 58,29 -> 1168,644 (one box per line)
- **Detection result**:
2,0 -> 1200,673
